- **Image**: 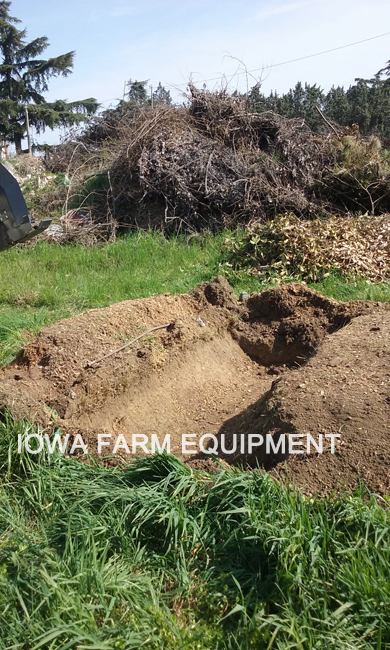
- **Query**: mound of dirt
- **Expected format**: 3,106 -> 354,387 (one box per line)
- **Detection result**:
1,278 -> 389,495
215,309 -> 390,495
192,275 -> 238,309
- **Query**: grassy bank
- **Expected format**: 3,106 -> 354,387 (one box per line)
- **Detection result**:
0,416 -> 389,649
1,231 -> 390,367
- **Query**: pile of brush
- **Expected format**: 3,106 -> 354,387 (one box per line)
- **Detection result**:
43,86 -> 390,237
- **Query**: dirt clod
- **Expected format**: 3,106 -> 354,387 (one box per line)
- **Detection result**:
192,275 -> 238,309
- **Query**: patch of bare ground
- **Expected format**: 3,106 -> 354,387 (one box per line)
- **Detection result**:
0,277 -> 389,495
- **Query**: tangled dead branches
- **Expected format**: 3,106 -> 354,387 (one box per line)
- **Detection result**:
43,87 -> 390,236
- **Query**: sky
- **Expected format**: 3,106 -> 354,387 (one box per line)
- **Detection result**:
7,0 -> 390,147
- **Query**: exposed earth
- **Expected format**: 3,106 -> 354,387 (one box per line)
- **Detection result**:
1,277 -> 389,496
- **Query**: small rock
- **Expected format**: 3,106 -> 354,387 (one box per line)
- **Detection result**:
328,356 -> 342,367
239,292 -> 250,302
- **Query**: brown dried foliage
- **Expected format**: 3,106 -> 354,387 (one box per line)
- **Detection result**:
224,213 -> 390,281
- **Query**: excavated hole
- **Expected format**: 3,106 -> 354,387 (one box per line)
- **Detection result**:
1,277 -> 387,493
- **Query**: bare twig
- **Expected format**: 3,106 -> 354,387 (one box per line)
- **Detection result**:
87,323 -> 171,367
204,150 -> 214,196
315,106 -> 341,137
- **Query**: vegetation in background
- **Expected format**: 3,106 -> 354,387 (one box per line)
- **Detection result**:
40,82 -> 390,243
0,0 -> 98,153
124,78 -> 172,107
249,61 -> 390,140
0,415 -> 389,649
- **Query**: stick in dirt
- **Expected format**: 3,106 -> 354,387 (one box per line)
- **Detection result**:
87,323 -> 172,367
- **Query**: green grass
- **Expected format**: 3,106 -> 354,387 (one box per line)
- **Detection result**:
309,273 -> 390,302
0,232 -> 224,310
0,415 -> 389,649
227,269 -> 390,303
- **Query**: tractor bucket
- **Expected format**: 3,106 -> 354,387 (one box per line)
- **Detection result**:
0,162 -> 51,253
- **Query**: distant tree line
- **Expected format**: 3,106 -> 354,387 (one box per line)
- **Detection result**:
249,61 -> 390,141
123,68 -> 390,143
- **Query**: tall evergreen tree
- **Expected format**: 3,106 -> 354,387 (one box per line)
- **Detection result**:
323,86 -> 351,126
124,79 -> 172,107
349,69 -> 390,139
125,79 -> 149,106
153,82 -> 172,106
377,60 -> 390,85
0,1 -> 98,152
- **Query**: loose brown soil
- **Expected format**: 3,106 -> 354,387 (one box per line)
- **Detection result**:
1,277 -> 389,495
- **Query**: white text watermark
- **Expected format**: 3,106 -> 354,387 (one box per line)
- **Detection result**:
17,432 -> 340,456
